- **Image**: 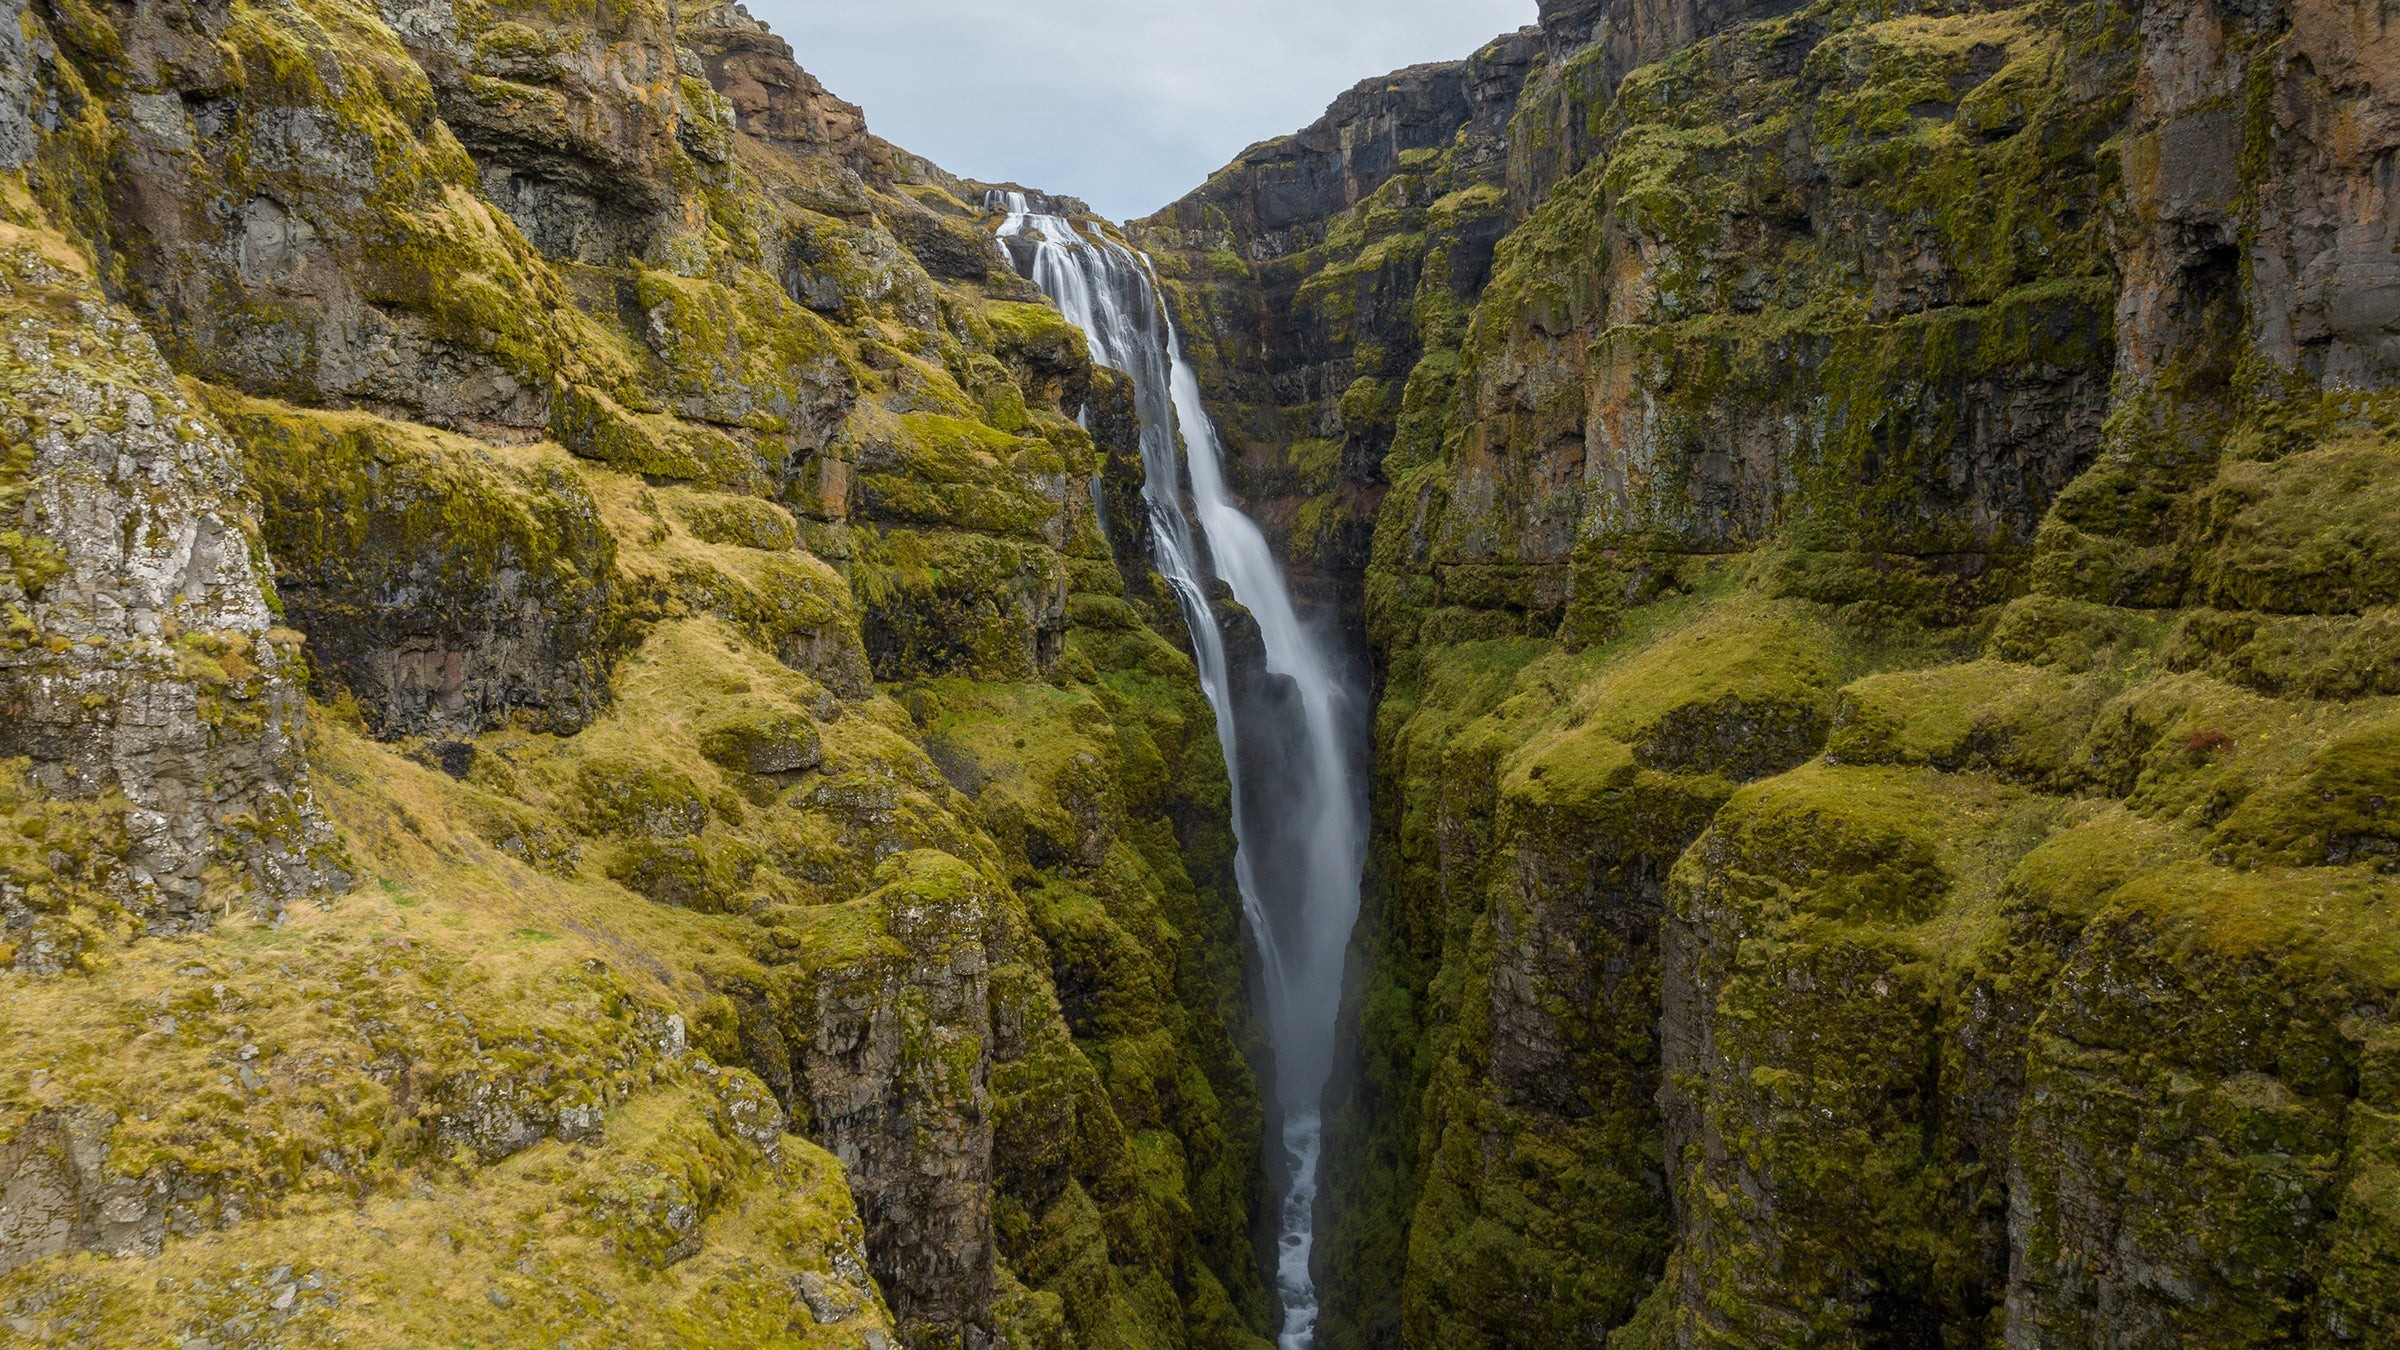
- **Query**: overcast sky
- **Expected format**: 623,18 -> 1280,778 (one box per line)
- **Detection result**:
746,0 -> 1539,221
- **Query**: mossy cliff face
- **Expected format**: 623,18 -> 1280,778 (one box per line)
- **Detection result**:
0,3 -> 1272,1347
1150,0 -> 2400,1344
10,0 -> 2400,1342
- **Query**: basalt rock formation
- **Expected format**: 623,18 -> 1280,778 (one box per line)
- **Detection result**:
1141,0 -> 2400,1345
0,3 -> 1269,1347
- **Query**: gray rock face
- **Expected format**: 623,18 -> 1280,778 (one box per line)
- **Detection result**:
0,245 -> 338,936
0,0 -> 31,173
1150,39 -> 1535,257
682,0 -> 880,179
2117,0 -> 2400,394
85,4 -> 554,438
733,854 -> 999,1344
398,0 -> 695,267
1136,33 -> 1539,627
1536,0 -> 1610,48
209,396 -> 623,739
0,1110 -> 167,1276
1207,61 -> 1480,241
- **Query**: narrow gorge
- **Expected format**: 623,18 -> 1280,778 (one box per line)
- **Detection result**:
1,0 -> 2398,1348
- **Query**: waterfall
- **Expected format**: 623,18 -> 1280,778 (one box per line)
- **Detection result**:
994,192 -> 1366,1350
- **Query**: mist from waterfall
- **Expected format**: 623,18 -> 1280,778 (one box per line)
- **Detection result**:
994,192 -> 1367,1350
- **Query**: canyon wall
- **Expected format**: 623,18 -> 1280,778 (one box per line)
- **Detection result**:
1143,0 -> 2400,1343
0,2 -> 1271,1346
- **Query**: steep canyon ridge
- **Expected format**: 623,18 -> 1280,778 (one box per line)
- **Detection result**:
0,0 -> 2394,1348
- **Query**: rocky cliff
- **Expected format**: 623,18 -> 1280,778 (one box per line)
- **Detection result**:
0,3 -> 1272,1347
1144,0 -> 2400,1344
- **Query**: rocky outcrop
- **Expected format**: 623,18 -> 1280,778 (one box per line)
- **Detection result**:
53,2 -> 557,438
682,0 -> 883,182
1157,55 -> 1516,251
2115,0 -> 2400,392
730,851 -> 1002,1339
0,1109 -> 169,1275
0,218 -> 338,951
207,393 -> 621,739
0,0 -> 29,172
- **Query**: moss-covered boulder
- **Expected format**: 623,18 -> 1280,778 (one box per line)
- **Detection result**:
699,709 -> 825,777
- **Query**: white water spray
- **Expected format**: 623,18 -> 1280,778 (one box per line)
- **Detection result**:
995,193 -> 1366,1349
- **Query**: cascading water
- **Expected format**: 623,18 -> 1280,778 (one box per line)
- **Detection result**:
994,192 -> 1366,1349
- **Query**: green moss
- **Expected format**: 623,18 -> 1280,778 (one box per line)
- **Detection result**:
0,3 -> 1286,1343
1132,0 -> 2400,1337
853,527 -> 1067,681
2214,714 -> 2400,868
574,758 -> 712,839
981,300 -> 1091,375
852,409 -> 1064,538
671,491 -> 802,552
2011,863 -> 2400,1345
203,389 -> 620,735
1709,764 -> 1953,925
1827,659 -> 2104,786
1659,753 -> 2071,1347
1989,593 -> 2164,671
697,709 -> 824,777
605,835 -> 763,914
0,760 -> 134,975
627,265 -> 852,436
0,1062 -> 896,1346
2189,430 -> 2400,614
464,798 -> 583,877
2164,605 -> 2400,700
1576,599 -> 1838,779
551,383 -> 772,493
0,528 -> 65,601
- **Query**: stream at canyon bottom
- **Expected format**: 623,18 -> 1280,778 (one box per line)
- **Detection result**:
995,195 -> 1367,1349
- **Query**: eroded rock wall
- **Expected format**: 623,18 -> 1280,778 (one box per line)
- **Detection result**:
1137,31 -> 1540,625
0,3 -> 1272,1347
1152,0 -> 2400,1344
0,192 -> 339,958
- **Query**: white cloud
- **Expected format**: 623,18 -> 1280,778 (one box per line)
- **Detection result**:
744,0 -> 1539,220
